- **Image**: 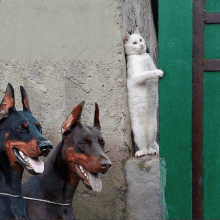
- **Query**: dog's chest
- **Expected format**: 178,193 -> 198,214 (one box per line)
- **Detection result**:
48,205 -> 76,220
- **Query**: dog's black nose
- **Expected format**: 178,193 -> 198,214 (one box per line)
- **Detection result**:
39,141 -> 53,157
100,159 -> 112,170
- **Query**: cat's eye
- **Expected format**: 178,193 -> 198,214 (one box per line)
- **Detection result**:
140,39 -> 142,42
133,42 -> 137,45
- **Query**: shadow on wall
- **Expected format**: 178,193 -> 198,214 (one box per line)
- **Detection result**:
151,0 -> 158,37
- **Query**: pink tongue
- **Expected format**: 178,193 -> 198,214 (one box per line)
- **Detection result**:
27,157 -> 44,173
88,172 -> 102,192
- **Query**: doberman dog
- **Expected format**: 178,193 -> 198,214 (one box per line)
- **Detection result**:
22,101 -> 112,220
0,83 -> 53,219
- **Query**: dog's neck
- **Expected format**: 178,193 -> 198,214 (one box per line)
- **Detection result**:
41,142 -> 80,204
0,151 -> 23,195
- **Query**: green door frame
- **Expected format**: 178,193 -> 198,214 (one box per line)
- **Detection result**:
192,0 -> 204,218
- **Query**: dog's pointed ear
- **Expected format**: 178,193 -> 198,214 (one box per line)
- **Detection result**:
0,83 -> 15,121
134,27 -> 140,34
62,101 -> 85,134
20,86 -> 31,112
94,103 -> 101,130
123,32 -> 130,43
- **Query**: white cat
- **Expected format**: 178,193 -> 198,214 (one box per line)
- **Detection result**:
124,27 -> 164,157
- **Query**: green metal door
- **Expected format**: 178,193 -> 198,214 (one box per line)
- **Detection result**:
159,0 -> 192,218
159,0 -> 220,219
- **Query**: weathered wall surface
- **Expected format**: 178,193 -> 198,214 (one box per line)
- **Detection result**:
125,155 -> 161,220
0,1 -> 131,219
0,0 -> 158,219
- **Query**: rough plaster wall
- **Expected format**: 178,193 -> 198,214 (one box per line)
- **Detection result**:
0,1 -> 131,219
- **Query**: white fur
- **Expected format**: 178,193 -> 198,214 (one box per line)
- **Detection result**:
124,28 -> 164,157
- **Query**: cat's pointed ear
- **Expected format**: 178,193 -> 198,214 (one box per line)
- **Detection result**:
134,27 -> 140,34
123,32 -> 130,43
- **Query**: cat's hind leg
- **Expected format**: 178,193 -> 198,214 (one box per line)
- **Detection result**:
134,135 -> 148,157
132,117 -> 158,157
147,147 -> 157,155
132,118 -> 148,157
146,114 -> 158,155
152,141 -> 159,154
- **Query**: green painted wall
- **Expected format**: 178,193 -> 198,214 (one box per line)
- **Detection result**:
159,0 -> 192,218
204,1 -> 220,218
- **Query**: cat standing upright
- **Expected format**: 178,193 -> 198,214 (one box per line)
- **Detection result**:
124,27 -> 164,157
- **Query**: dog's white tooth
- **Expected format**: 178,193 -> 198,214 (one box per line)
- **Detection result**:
79,165 -> 85,172
21,151 -> 27,160
20,151 -> 25,158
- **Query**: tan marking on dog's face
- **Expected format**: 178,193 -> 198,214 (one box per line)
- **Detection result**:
65,147 -> 101,187
22,122 -> 28,128
5,132 -> 9,139
66,148 -> 101,173
5,139 -> 42,172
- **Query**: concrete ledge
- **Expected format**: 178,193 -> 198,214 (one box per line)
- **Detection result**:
125,155 -> 161,220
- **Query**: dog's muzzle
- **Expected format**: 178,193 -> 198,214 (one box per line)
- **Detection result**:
39,140 -> 53,157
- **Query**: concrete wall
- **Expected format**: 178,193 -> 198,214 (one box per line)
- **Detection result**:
125,155 -> 161,220
0,0 -> 158,219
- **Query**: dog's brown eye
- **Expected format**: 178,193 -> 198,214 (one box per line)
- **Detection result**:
17,125 -> 28,133
79,140 -> 89,147
99,138 -> 105,148
23,122 -> 28,128
140,39 -> 142,42
133,42 -> 137,45
85,136 -> 91,143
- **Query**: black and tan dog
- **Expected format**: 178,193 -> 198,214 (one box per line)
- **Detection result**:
0,83 -> 53,219
22,101 -> 112,219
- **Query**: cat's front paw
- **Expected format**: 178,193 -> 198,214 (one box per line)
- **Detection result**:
155,70 -> 164,78
135,148 -> 157,157
135,149 -> 148,158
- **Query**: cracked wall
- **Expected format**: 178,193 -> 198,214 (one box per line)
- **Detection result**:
0,0 -> 157,219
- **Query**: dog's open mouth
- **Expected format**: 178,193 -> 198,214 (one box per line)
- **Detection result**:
75,163 -> 102,192
13,148 -> 44,175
